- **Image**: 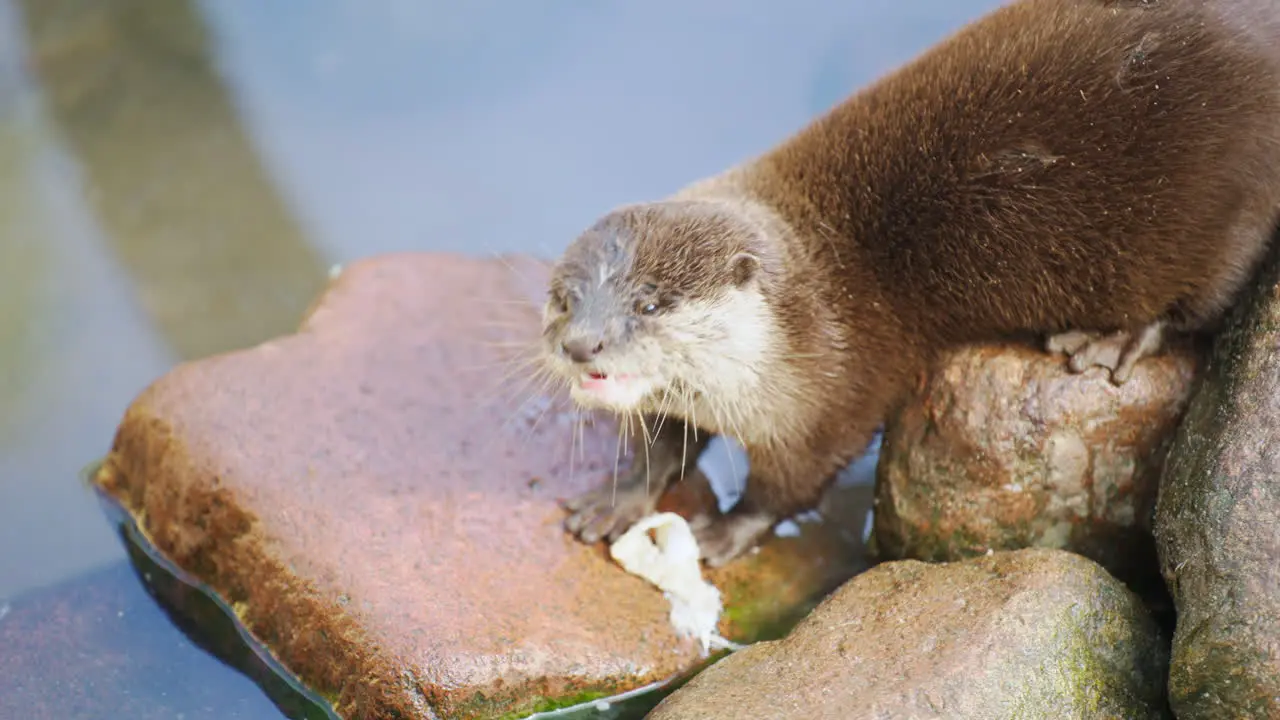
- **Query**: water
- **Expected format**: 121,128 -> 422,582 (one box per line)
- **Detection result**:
0,0 -> 1002,717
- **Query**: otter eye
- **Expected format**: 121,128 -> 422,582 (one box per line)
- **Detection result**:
637,282 -> 661,316
549,288 -> 571,313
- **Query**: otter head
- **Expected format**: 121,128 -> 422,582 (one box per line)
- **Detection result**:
540,200 -> 777,415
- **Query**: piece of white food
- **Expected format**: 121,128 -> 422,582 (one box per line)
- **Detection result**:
609,512 -> 736,656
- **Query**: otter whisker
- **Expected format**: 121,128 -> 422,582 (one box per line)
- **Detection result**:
568,408 -> 581,488
624,411 -> 634,461
469,355 -> 545,377
489,368 -> 563,449
612,415 -> 626,507
678,385 -> 695,483
484,365 -> 555,399
529,372 -> 568,415
472,297 -> 544,308
651,387 -> 675,442
489,374 -> 547,421
516,394 -> 555,451
467,352 -> 544,381
633,410 -> 653,448
475,339 -> 545,350
495,367 -> 548,417
473,334 -> 540,353
486,248 -> 545,292
636,411 -> 653,494
493,379 -> 551,438
475,319 -> 541,330
468,368 -> 562,461
494,351 -> 560,392
688,389 -> 700,445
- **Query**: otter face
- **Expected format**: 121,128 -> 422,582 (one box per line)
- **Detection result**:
540,200 -> 773,415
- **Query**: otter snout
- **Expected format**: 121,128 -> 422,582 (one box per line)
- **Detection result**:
561,335 -> 604,364
551,294 -> 624,366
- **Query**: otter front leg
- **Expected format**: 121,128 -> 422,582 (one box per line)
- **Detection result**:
563,417 -> 711,544
1045,320 -> 1165,385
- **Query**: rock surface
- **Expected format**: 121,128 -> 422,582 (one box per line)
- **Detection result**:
647,548 -> 1172,720
93,252 -> 872,720
1154,247 -> 1280,718
874,342 -> 1199,586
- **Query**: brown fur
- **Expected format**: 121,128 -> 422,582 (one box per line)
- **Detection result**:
541,0 -> 1280,566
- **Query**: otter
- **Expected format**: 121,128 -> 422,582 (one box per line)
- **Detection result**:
538,0 -> 1280,567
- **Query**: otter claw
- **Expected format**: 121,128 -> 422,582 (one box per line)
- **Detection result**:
563,483 -> 654,544
1044,329 -> 1097,356
1046,322 -> 1165,385
562,492 -> 594,514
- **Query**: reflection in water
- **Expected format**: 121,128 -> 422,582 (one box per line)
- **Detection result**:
19,0 -> 329,360
0,0 -> 177,598
0,92 -> 51,439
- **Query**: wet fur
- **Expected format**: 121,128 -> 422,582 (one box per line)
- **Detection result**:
542,0 -> 1280,566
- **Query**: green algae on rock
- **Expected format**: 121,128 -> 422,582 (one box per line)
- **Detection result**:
874,342 -> 1199,588
646,549 -> 1171,720
1154,241 -> 1280,719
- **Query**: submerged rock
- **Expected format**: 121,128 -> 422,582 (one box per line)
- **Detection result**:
647,548 -> 1172,720
93,252 -> 871,720
874,342 -> 1199,586
1154,248 -> 1280,718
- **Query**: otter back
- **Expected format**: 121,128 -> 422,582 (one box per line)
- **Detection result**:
751,0 -> 1280,345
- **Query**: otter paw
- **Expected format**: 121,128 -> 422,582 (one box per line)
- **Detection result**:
1045,322 -> 1164,385
691,511 -> 777,568
563,482 -> 654,544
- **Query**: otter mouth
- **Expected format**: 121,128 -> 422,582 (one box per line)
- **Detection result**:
573,370 -> 648,409
580,371 -> 634,390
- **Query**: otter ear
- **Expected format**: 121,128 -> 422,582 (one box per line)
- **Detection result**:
730,252 -> 761,288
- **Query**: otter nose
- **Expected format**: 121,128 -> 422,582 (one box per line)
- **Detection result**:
561,337 -> 605,364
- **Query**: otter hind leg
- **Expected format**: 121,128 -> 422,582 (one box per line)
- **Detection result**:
689,504 -> 777,568
1045,320 -> 1166,385
690,444 -> 852,567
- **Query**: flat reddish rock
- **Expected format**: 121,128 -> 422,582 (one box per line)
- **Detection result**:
94,252 -> 870,720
